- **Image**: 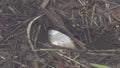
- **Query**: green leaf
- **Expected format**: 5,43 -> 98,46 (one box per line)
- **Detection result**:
90,63 -> 110,68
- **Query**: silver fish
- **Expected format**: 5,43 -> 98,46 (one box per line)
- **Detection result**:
48,29 -> 76,49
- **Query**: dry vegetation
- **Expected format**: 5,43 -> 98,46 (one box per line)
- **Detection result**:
0,0 -> 120,68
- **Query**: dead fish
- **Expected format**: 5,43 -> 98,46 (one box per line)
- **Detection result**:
48,29 -> 76,49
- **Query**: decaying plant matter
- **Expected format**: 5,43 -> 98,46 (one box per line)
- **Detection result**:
0,0 -> 120,68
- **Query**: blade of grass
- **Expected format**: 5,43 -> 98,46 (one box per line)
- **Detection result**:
27,14 -> 44,50
33,48 -> 63,51
27,14 -> 44,68
90,63 -> 110,68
